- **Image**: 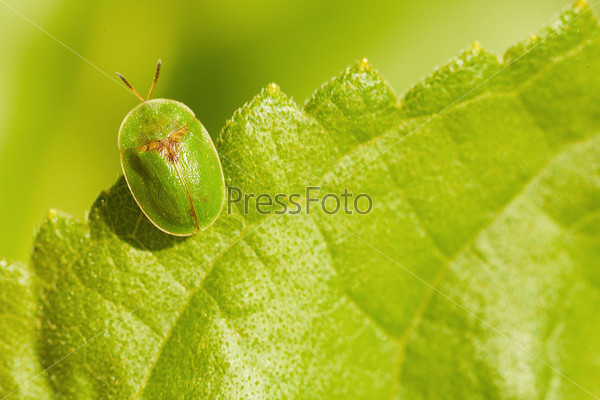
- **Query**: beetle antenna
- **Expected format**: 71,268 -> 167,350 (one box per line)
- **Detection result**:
146,59 -> 161,100
116,72 -> 145,102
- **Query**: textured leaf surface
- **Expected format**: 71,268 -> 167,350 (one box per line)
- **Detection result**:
0,260 -> 52,400
2,3 -> 600,399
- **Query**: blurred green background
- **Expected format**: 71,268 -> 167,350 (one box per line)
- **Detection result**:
0,0 -> 567,261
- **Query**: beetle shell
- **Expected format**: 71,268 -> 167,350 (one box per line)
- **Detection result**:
118,98 -> 225,236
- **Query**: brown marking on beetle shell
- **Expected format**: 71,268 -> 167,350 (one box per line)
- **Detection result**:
134,121 -> 199,230
136,124 -> 190,163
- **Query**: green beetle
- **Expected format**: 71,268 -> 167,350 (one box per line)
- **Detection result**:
116,60 -> 225,236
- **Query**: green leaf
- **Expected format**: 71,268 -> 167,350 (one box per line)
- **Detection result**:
0,260 -> 53,399
3,2 -> 600,399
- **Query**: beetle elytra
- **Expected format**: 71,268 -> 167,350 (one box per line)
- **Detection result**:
116,60 -> 225,236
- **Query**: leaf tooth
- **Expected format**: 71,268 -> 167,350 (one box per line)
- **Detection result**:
575,0 -> 589,12
47,208 -> 57,220
400,43 -> 501,118
358,57 -> 371,71
266,82 -> 280,96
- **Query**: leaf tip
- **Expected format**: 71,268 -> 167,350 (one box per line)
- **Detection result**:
575,0 -> 589,12
358,57 -> 371,71
471,41 -> 483,54
266,82 -> 280,96
47,208 -> 58,220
